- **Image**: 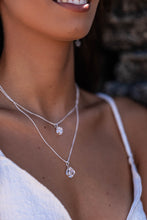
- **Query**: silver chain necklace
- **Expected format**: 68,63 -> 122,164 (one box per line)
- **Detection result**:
0,85 -> 79,136
0,85 -> 80,178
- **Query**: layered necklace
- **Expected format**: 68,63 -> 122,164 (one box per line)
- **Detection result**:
0,85 -> 80,178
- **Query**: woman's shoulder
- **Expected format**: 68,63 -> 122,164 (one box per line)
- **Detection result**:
97,94 -> 147,212
114,97 -> 147,159
96,92 -> 147,133
114,96 -> 147,119
81,88 -> 147,122
82,89 -> 147,157
109,96 -> 147,212
101,95 -> 147,156
113,96 -> 147,154
115,97 -> 147,213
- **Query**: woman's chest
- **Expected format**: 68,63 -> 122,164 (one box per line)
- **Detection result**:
0,151 -> 133,220
0,117 -> 134,220
1,147 -> 133,220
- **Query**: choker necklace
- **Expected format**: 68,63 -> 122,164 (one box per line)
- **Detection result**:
0,84 -> 80,178
0,85 -> 79,136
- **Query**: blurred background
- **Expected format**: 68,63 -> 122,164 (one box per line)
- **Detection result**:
98,0 -> 147,106
75,0 -> 147,106
101,0 -> 147,107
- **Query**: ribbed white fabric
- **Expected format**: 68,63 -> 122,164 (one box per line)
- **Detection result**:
0,149 -> 72,220
0,93 -> 146,220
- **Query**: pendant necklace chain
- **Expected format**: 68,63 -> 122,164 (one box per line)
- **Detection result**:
0,85 -> 80,178
0,85 -> 79,136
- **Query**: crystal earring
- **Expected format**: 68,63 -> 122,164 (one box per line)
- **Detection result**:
75,39 -> 82,47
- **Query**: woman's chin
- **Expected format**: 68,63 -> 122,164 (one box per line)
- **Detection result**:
53,26 -> 91,42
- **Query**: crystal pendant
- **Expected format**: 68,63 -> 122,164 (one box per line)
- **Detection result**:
66,166 -> 75,178
56,126 -> 63,135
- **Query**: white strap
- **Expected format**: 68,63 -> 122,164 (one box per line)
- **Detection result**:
97,93 -> 134,162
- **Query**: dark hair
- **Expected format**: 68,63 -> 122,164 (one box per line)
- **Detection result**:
0,0 -> 111,92
75,0 -> 112,92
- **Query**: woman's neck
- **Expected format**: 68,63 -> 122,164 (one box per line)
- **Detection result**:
0,19 -> 76,120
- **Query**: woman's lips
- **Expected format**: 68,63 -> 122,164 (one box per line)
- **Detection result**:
54,0 -> 91,12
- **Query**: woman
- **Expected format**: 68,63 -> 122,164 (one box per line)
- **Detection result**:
0,0 -> 146,219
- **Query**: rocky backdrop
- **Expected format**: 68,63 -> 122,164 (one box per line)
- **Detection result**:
101,0 -> 147,106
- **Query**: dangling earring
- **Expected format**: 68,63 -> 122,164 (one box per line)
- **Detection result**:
75,39 -> 82,47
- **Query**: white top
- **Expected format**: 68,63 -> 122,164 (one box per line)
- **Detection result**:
0,93 -> 146,220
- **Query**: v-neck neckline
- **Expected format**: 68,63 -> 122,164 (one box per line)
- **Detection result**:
0,149 -> 141,220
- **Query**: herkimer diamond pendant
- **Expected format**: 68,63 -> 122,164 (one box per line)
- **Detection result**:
66,166 -> 75,178
55,126 -> 63,135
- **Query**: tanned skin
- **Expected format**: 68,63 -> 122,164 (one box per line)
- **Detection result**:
0,0 -> 146,219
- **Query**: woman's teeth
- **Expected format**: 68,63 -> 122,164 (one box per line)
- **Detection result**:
57,0 -> 88,5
